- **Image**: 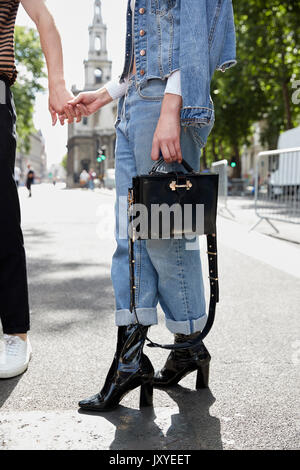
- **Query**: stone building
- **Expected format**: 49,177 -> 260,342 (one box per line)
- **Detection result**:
67,0 -> 117,187
16,130 -> 47,182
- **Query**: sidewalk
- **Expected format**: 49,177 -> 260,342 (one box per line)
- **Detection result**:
222,196 -> 300,245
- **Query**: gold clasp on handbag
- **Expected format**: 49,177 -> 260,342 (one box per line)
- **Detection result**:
169,180 -> 192,191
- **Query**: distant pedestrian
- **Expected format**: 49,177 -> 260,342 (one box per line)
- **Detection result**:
88,168 -> 96,190
26,164 -> 35,198
79,169 -> 89,188
14,166 -> 21,187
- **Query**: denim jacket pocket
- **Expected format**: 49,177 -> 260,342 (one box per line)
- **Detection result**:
137,79 -> 166,101
151,0 -> 176,15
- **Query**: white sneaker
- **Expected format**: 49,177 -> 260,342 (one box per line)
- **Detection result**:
0,335 -> 32,379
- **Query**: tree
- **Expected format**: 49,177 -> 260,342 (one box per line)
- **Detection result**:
206,0 -> 300,177
13,26 -> 46,153
61,154 -> 68,171
234,0 -> 300,140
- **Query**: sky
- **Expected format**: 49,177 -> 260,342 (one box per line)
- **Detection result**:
16,0 -> 127,167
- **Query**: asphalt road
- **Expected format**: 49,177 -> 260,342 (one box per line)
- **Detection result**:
0,184 -> 299,450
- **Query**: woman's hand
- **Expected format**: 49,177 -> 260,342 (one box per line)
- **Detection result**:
49,83 -> 81,126
64,88 -> 113,123
151,93 -> 183,163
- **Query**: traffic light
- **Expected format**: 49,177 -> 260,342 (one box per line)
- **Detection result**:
230,157 -> 237,168
97,147 -> 106,162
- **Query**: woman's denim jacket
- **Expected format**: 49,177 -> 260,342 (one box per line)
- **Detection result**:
120,0 -> 237,137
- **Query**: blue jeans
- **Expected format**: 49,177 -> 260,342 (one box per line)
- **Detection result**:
111,77 -> 211,335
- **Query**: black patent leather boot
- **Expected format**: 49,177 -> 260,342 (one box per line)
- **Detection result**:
79,324 -> 154,411
154,332 -> 211,389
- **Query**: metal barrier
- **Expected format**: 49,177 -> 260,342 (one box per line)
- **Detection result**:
211,159 -> 234,217
250,147 -> 300,232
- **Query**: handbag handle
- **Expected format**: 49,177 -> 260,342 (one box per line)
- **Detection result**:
150,155 -> 196,175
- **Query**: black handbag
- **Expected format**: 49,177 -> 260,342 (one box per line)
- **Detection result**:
128,156 -> 219,350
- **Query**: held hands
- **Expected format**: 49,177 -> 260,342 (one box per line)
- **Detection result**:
151,93 -> 183,163
49,86 -> 182,164
66,88 -> 112,122
49,82 -> 81,126
49,86 -> 112,126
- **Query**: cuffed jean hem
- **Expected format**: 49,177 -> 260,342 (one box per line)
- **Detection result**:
115,308 -> 158,326
165,314 -> 208,335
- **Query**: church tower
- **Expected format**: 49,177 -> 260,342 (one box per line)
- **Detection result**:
84,0 -> 112,89
67,0 -> 117,188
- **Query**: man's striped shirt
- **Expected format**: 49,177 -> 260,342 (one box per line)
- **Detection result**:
0,0 -> 20,86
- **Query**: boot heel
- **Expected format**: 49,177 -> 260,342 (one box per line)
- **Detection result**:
196,363 -> 210,389
140,382 -> 154,408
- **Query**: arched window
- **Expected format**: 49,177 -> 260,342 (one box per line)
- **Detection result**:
94,68 -> 103,84
95,36 -> 101,53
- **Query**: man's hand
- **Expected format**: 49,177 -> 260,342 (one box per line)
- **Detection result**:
151,94 -> 183,163
49,83 -> 81,126
67,88 -> 113,118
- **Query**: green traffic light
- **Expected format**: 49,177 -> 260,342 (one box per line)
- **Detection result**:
231,162 -> 237,168
97,151 -> 106,162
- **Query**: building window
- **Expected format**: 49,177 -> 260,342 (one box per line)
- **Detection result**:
94,68 -> 103,84
95,36 -> 101,53
83,117 -> 88,125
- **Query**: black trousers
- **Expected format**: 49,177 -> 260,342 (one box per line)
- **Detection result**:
0,81 -> 30,334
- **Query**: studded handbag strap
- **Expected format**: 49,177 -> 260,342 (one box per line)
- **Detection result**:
128,189 -> 219,351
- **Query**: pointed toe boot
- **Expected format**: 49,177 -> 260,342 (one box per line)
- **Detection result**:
79,324 -> 154,412
154,332 -> 211,389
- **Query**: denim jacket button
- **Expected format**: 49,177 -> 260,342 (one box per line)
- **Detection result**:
140,49 -> 146,56
140,69 -> 145,76
139,8 -> 145,14
139,29 -> 146,37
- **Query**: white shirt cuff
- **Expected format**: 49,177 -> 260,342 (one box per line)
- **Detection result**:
104,78 -> 129,100
165,70 -> 181,96
105,71 -> 181,100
